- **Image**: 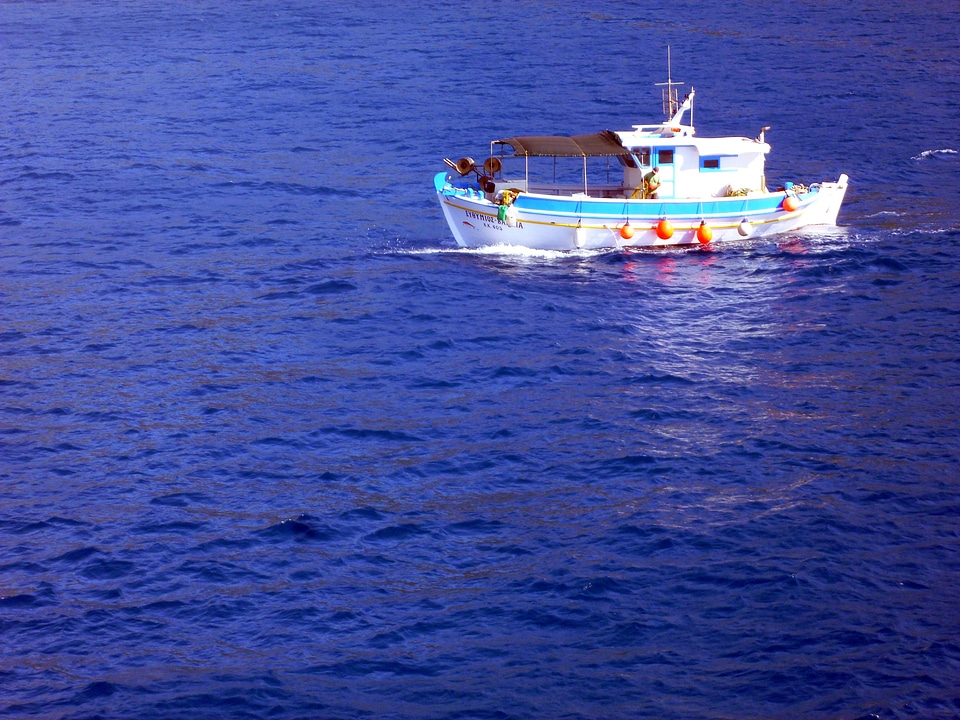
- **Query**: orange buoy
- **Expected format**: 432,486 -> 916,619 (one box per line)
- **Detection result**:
782,195 -> 799,212
656,218 -> 674,240
620,222 -> 635,240
697,221 -> 713,244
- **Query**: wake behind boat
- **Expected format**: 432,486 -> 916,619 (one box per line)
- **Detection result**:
435,57 -> 848,250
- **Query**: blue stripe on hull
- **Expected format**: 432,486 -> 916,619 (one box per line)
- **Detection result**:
434,172 -> 814,222
433,171 -> 847,249
513,193 -> 801,218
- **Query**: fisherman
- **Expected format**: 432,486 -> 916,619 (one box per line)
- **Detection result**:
643,167 -> 661,199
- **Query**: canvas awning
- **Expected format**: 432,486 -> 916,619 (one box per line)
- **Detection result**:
494,130 -> 628,157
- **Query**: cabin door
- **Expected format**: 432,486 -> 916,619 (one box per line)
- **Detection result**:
654,147 -> 675,198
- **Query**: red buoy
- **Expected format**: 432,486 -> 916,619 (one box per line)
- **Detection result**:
656,218 -> 674,240
697,221 -> 713,244
782,195 -> 800,212
620,222 -> 635,240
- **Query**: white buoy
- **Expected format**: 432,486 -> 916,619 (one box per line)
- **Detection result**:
575,225 -> 586,248
738,219 -> 752,237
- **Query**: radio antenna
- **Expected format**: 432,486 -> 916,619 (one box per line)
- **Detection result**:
655,45 -> 683,120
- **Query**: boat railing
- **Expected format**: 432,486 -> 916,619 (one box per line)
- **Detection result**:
519,181 -> 629,199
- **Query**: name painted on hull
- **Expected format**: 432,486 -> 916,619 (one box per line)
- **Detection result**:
464,210 -> 523,230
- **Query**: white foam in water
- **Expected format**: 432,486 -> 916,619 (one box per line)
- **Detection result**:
403,244 -> 609,260
464,244 -> 597,260
912,148 -> 958,161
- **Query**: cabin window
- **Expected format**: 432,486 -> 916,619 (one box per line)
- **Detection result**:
701,158 -> 721,169
632,147 -> 651,166
658,149 -> 674,165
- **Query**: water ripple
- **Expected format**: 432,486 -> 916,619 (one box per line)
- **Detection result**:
1,1 -> 958,719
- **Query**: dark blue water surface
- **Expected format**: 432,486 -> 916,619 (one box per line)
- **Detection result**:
2,2 -> 959,718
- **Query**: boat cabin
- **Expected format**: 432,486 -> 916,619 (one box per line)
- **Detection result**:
486,90 -> 771,201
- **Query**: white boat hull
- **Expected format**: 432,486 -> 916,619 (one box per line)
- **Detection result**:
436,172 -> 848,250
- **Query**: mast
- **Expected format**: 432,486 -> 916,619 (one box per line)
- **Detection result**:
655,45 -> 694,128
656,46 -> 682,120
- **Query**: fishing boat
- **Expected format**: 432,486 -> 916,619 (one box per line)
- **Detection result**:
435,59 -> 848,250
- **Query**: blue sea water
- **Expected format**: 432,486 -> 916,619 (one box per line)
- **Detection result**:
1,1 -> 959,718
